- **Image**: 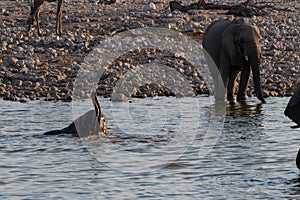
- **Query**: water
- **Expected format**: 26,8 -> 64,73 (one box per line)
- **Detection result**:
0,96 -> 299,199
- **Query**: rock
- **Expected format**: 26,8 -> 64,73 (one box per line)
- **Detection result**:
22,81 -> 33,87
60,94 -> 73,102
9,57 -> 18,66
1,41 -> 8,51
0,0 -> 299,101
111,93 -> 129,102
13,80 -> 22,87
144,2 -> 157,11
20,67 -> 29,74
34,82 -> 41,88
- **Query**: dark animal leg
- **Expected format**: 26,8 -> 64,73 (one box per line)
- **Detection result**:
92,91 -> 109,136
237,65 -> 251,101
27,0 -> 45,36
92,91 -> 101,122
27,0 -> 63,36
36,8 -> 43,36
227,69 -> 239,101
219,55 -> 230,100
56,0 -> 63,35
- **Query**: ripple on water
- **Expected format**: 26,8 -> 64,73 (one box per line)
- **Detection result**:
0,97 -> 299,199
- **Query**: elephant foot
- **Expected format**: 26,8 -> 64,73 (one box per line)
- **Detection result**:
226,93 -> 235,102
227,97 -> 235,102
237,95 -> 247,102
257,95 -> 266,103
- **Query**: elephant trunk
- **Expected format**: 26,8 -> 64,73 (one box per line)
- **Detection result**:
246,42 -> 265,103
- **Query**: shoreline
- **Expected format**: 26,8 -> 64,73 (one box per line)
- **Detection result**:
0,0 -> 299,102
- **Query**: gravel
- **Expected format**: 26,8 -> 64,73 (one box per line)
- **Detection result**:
0,0 -> 299,102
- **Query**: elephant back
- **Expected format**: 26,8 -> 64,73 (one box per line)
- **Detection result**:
202,19 -> 232,67
284,85 -> 300,126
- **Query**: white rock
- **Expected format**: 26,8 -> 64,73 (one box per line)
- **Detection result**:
144,2 -> 156,11
111,93 -> 129,102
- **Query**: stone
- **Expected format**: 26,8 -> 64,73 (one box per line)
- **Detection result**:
20,67 -> 29,74
144,2 -> 156,11
111,93 -> 129,102
9,57 -> 18,66
13,80 -> 22,87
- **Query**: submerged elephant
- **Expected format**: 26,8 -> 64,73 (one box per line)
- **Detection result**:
284,84 -> 300,129
44,92 -> 109,137
202,18 -> 265,103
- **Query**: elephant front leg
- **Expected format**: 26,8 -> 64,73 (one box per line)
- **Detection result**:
237,65 -> 251,101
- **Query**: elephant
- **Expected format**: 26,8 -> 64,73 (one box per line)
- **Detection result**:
202,18 -> 265,103
297,149 -> 300,170
43,91 -> 109,137
284,84 -> 300,128
285,85 -> 300,170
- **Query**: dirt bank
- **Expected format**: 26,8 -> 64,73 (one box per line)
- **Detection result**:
0,0 -> 299,102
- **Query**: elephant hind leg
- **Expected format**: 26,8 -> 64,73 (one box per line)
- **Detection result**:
227,69 -> 239,101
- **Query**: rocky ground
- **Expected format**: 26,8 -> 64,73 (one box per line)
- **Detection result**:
0,0 -> 299,102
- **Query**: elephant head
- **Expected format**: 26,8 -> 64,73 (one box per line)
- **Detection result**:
222,19 -> 265,103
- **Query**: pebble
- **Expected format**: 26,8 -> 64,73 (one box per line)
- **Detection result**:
111,93 -> 129,102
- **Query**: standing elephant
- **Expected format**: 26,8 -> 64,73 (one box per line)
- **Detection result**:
203,18 -> 265,103
296,149 -> 300,170
285,85 -> 300,170
284,84 -> 300,128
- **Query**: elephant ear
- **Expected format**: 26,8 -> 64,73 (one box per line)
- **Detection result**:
221,24 -> 243,66
233,25 -> 244,58
251,24 -> 262,41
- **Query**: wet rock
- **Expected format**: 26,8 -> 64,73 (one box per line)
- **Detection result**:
13,80 -> 22,87
8,57 -> 18,66
60,93 -> 73,102
111,93 -> 128,102
1,41 -> 8,51
145,2 -> 157,11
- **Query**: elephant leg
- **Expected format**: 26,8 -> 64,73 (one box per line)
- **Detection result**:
237,65 -> 251,101
219,55 -> 230,100
227,68 -> 239,101
203,50 -> 225,101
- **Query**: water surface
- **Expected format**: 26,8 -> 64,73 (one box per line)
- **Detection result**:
0,97 -> 299,199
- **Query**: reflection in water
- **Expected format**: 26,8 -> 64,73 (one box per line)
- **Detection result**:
288,176 -> 300,195
222,100 -> 265,143
1,97 -> 300,199
227,100 -> 263,117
